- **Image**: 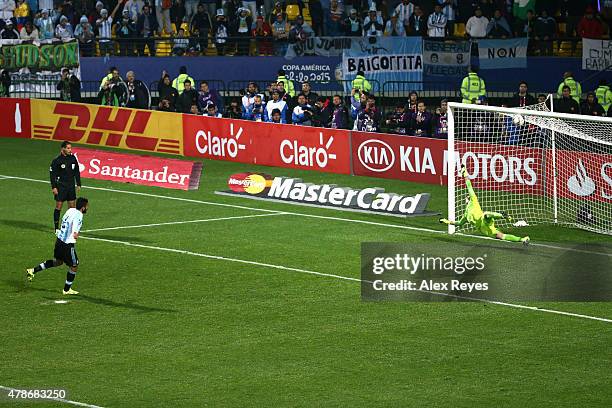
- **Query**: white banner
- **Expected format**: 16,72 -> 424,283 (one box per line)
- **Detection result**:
582,38 -> 612,71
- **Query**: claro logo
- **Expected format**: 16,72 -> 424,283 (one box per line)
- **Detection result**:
195,123 -> 246,158
280,132 -> 337,168
358,139 -> 395,172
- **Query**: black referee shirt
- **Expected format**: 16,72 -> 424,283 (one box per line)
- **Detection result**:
50,154 -> 81,189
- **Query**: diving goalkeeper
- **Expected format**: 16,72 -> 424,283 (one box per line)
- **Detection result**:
440,167 -> 530,245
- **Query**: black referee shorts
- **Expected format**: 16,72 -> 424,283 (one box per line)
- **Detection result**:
54,186 -> 76,202
54,239 -> 79,267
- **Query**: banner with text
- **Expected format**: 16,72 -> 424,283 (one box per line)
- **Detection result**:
285,37 -> 349,59
73,147 -> 202,190
478,38 -> 528,69
0,39 -> 81,93
29,99 -> 183,155
423,39 -> 471,77
342,37 -> 423,92
582,38 -> 612,71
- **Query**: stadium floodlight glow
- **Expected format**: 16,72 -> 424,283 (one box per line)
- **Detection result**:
447,100 -> 612,236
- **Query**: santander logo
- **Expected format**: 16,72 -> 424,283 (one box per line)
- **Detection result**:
195,123 -> 246,158
357,139 -> 395,172
567,159 -> 596,197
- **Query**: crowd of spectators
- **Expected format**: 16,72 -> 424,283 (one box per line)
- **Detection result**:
0,0 -> 609,57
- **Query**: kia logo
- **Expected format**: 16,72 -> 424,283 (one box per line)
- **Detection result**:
358,140 -> 395,172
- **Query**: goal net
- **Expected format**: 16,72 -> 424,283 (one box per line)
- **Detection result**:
447,101 -> 612,236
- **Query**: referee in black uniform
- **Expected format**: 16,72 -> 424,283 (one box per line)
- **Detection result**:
50,141 -> 82,232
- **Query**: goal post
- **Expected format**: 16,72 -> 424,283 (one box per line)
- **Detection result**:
447,101 -> 612,236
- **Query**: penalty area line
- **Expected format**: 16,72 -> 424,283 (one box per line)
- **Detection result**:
0,385 -> 105,408
82,212 -> 287,233
81,235 -> 612,324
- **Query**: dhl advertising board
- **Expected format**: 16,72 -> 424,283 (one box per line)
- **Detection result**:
28,99 -> 183,155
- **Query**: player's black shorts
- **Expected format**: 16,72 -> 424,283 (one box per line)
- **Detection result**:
54,239 -> 79,267
54,186 -> 76,202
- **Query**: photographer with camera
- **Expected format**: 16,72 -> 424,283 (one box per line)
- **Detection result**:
385,103 -> 410,135
225,100 -> 244,119
355,95 -> 381,132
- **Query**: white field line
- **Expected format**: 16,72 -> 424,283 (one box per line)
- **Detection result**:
0,385 -> 105,408
82,213 -> 286,233
80,235 -> 612,324
2,174 -> 611,257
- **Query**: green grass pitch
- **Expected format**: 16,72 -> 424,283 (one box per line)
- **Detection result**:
0,137 -> 610,407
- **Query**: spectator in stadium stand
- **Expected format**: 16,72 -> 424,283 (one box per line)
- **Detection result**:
36,9 -> 55,39
385,103 -> 410,135
298,81 -> 318,107
326,0 -> 344,36
98,80 -> 120,106
427,4 -> 446,37
155,0 -> 173,35
509,81 -> 536,108
355,95 -> 381,132
385,13 -> 406,36
96,4 -> 120,56
204,102 -> 223,118
176,79 -> 198,113
406,90 -> 418,113
289,15 -> 314,45
191,3 -> 212,54
478,0 -> 495,18
214,8 -> 229,56
272,12 -> 290,55
311,96 -> 333,127
125,71 -> 150,109
266,89 -> 288,123
89,1 -> 104,24
537,93 -> 547,104
158,97 -> 173,111
342,8 -> 362,36
276,69 -> 295,98
330,94 -> 348,129
534,9 -> 556,56
244,94 -> 267,121
136,4 -> 158,56
171,0 -> 186,29
184,0 -> 198,23
352,70 -> 372,94
0,69 -> 10,97
1,19 -> 19,38
158,72 -> 179,110
292,94 -> 314,126
309,0 -> 324,36
410,100 -> 433,137
557,71 -> 582,103
394,0 -> 414,30
124,0 -> 143,22
268,2 -> 284,24
433,99 -> 449,139
580,92 -> 605,116
461,66 -> 486,104
269,108 -> 283,123
438,0 -> 456,36
577,6 -> 605,39
55,15 -> 73,39
595,79 -> 611,114
252,16 -> 273,55
75,16 -> 95,56
172,66 -> 194,95
0,1 -> 15,24
56,68 -> 81,102
465,7 -> 488,38
232,7 -> 252,56
189,104 -> 200,115
555,85 -> 580,115
487,9 -> 511,38
14,0 -> 29,26
116,10 -> 136,56
20,19 -> 40,39
225,100 -> 243,119
560,0 -> 590,38
407,5 -> 427,36
197,81 -> 223,114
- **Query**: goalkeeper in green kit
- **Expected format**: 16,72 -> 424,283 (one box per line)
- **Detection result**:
440,167 -> 530,246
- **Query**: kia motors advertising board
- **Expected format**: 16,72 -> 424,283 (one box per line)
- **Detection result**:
218,173 -> 435,217
73,147 -> 203,190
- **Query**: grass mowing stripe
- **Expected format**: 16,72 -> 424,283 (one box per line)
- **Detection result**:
80,235 -> 612,324
81,213 -> 288,233
0,385 -> 105,408
3,174 -> 611,258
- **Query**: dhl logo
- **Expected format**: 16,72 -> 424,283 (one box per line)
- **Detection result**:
32,102 -> 181,155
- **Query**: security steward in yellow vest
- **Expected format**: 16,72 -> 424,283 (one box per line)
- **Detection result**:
352,70 -> 372,94
172,66 -> 194,95
595,79 -> 611,113
276,69 -> 295,97
461,68 -> 486,104
557,71 -> 582,104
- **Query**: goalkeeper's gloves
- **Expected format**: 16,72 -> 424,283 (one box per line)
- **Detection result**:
439,218 -> 451,225
460,166 -> 468,178
500,211 -> 513,222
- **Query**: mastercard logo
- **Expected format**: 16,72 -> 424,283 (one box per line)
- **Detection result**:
228,173 -> 273,195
